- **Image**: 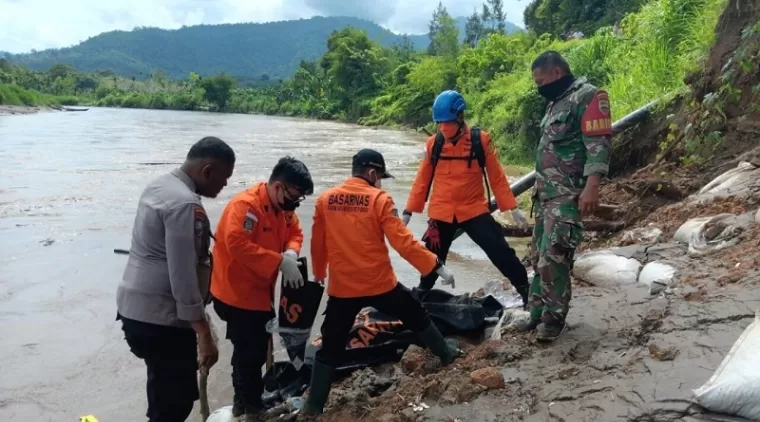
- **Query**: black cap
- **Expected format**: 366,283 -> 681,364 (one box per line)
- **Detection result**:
353,148 -> 394,179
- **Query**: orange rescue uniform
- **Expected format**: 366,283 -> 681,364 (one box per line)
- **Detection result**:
211,182 -> 303,311
405,126 -> 518,223
311,177 -> 437,298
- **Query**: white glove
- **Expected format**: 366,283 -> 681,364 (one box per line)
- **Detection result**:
436,265 -> 456,289
279,253 -> 304,288
283,249 -> 298,260
402,212 -> 411,226
511,209 -> 529,228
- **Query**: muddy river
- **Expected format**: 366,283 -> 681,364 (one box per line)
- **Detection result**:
0,108 -> 530,420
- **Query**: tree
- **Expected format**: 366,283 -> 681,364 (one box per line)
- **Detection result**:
321,28 -> 389,117
201,73 -> 235,110
48,63 -> 75,80
391,35 -> 416,62
487,0 -> 507,33
427,3 -> 460,57
464,10 -> 485,48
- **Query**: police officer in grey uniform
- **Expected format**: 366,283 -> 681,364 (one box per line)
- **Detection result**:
116,136 -> 236,422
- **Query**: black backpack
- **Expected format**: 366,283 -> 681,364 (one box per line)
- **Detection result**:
424,126 -> 491,202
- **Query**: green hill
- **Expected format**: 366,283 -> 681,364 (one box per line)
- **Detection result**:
3,16 -> 521,81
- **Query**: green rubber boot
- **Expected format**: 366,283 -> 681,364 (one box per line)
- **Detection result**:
300,360 -> 333,415
418,321 -> 460,366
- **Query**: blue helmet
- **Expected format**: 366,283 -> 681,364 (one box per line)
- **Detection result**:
432,90 -> 466,122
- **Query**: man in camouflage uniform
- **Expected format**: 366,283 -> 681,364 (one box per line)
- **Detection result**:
517,51 -> 612,341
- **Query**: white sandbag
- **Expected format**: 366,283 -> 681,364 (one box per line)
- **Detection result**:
206,406 -> 234,422
573,251 -> 642,287
673,214 -> 746,256
693,311 -> 760,420
638,261 -> 676,295
692,161 -> 760,203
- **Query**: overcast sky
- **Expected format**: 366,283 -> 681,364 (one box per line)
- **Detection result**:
0,0 -> 528,54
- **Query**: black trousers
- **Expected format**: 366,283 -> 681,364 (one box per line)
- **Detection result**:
120,316 -> 198,422
316,284 -> 431,367
213,299 -> 274,410
419,212 -> 529,292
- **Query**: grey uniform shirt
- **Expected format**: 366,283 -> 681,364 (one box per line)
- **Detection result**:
117,168 -> 212,329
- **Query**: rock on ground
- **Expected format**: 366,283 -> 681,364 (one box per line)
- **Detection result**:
470,367 -> 505,389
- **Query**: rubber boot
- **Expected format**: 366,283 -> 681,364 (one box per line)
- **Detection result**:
300,360 -> 333,415
418,321 -> 459,366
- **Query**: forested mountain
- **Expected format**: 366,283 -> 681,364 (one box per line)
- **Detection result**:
3,16 -> 520,81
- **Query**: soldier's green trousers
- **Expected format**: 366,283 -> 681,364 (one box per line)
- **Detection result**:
529,198 -> 583,324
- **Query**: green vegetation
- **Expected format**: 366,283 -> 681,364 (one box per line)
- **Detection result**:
233,0 -> 727,163
3,16 -> 520,82
1,0 -> 727,166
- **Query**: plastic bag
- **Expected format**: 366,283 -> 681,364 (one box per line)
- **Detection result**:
573,251 -> 642,287
693,311 -> 760,420
481,279 -> 524,309
490,308 -> 532,340
268,257 -> 325,369
638,261 -> 676,295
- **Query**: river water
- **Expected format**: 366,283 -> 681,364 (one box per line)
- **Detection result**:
0,108 -> 529,421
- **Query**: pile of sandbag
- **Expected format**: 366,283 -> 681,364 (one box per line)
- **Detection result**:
572,249 -> 677,295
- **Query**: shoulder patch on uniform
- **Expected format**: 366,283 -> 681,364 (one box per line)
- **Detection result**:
194,205 -> 207,237
243,207 -> 258,233
581,89 -> 613,137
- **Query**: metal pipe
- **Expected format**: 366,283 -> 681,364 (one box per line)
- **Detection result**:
451,100 -> 656,242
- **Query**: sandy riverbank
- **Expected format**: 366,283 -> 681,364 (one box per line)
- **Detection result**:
0,105 -> 57,116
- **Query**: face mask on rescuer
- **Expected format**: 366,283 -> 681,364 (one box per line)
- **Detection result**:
279,185 -> 300,211
439,122 -> 460,139
537,74 -> 575,101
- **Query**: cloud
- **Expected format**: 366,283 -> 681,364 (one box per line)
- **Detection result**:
0,0 -> 527,54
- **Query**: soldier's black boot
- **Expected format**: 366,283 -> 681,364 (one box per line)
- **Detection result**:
418,321 -> 461,366
514,318 -> 541,332
537,321 -> 567,341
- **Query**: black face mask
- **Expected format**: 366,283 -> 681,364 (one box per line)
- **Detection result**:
281,198 -> 300,211
537,74 -> 576,101
279,185 -> 301,211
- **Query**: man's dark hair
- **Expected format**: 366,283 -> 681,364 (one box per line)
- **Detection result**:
269,156 -> 314,195
531,51 -> 572,74
186,136 -> 236,166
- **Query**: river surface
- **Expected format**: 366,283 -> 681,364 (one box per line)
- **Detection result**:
0,107 -> 529,421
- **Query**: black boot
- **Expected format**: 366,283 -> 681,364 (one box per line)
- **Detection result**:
514,318 -> 541,332
537,321 -> 567,341
418,321 -> 460,366
300,360 -> 333,415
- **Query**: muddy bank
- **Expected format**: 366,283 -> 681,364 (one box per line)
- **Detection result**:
287,229 -> 760,422
0,104 -> 56,116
